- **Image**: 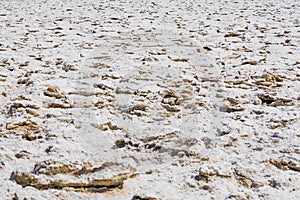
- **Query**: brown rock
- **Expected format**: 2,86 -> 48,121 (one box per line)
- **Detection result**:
161,104 -> 180,112
224,32 -> 241,37
131,195 -> 158,200
220,98 -> 245,112
44,86 -> 65,99
45,102 -> 72,109
22,130 -> 41,141
172,58 -> 189,62
98,122 -> 119,131
17,78 -> 30,84
6,119 -> 40,132
15,150 -> 30,159
115,139 -> 126,148
10,162 -> 136,192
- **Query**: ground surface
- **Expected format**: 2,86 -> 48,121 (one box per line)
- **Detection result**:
0,0 -> 299,199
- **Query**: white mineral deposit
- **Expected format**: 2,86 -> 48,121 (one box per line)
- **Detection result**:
0,0 -> 299,199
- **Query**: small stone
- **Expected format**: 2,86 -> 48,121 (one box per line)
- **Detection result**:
15,150 -> 30,159
12,193 -> 19,200
22,130 -> 40,141
172,58 -> 189,62
98,122 -> 119,131
45,102 -> 72,109
115,139 -> 126,148
131,195 -> 157,200
220,98 -> 245,112
161,104 -> 180,112
224,32 -> 241,37
17,78 -> 30,84
44,86 -> 65,99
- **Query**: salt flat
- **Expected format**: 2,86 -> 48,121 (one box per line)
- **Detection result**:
0,0 -> 299,199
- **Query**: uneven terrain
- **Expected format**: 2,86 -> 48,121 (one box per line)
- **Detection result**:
0,0 -> 299,199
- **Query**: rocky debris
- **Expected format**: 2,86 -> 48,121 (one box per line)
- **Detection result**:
17,77 -> 31,85
224,32 -> 241,37
13,102 -> 39,110
62,63 -> 78,72
161,104 -> 180,112
97,122 -> 120,131
139,132 -> 178,143
198,163 -> 233,181
172,58 -> 189,62
131,195 -> 158,200
10,161 -> 136,193
115,138 -> 127,148
6,119 -> 40,132
161,91 -> 181,106
0,0 -> 299,199
257,94 -> 295,106
265,158 -> 300,172
220,98 -> 245,112
197,163 -> 266,190
45,101 -> 72,109
224,72 -> 287,90
6,101 -> 39,118
15,150 -> 30,159
22,129 -> 42,141
233,168 -> 258,188
44,86 -> 65,99
126,104 -> 149,116
113,131 -> 202,158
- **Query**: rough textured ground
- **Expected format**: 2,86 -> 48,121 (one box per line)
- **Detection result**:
0,0 -> 299,199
